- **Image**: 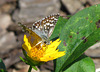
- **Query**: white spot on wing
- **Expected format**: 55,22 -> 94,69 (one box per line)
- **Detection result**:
50,24 -> 54,26
46,23 -> 50,25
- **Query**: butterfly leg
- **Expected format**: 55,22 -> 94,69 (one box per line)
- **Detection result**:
34,41 -> 45,50
35,41 -> 42,46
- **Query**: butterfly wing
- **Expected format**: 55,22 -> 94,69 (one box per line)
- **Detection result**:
18,13 -> 59,45
32,13 -> 59,37
18,22 -> 42,42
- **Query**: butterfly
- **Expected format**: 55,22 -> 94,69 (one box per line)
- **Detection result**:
18,13 -> 59,45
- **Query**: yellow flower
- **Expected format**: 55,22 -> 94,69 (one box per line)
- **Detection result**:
22,35 -> 65,62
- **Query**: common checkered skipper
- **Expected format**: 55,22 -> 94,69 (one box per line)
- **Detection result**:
18,13 -> 59,45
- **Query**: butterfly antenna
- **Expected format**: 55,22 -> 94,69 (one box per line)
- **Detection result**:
18,22 -> 28,32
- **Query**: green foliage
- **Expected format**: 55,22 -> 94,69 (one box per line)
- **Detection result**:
50,4 -> 100,72
50,16 -> 69,40
20,56 -> 37,71
0,58 -> 6,72
64,55 -> 95,72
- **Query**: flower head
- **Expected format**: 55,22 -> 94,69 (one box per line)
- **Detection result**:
22,35 -> 65,62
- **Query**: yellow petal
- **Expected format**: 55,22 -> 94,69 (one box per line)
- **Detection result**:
22,34 -> 65,62
23,35 -> 32,51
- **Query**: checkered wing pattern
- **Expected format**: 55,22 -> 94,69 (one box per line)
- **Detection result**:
18,13 -> 59,44
32,13 -> 59,37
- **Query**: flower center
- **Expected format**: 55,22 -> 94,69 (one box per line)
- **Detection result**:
29,44 -> 47,61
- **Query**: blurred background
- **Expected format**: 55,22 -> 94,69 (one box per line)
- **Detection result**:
0,0 -> 100,72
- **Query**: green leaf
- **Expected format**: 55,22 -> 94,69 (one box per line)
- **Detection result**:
20,56 -> 38,71
64,55 -> 95,72
55,4 -> 100,72
0,69 -> 5,72
0,58 -> 6,71
32,66 -> 38,71
19,56 -> 28,64
50,16 -> 69,40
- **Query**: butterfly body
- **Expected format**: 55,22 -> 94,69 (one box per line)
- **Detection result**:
18,13 -> 59,45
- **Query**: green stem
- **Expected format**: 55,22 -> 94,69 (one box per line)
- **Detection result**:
28,66 -> 32,72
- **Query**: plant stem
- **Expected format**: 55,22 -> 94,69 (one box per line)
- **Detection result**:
28,66 -> 32,72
